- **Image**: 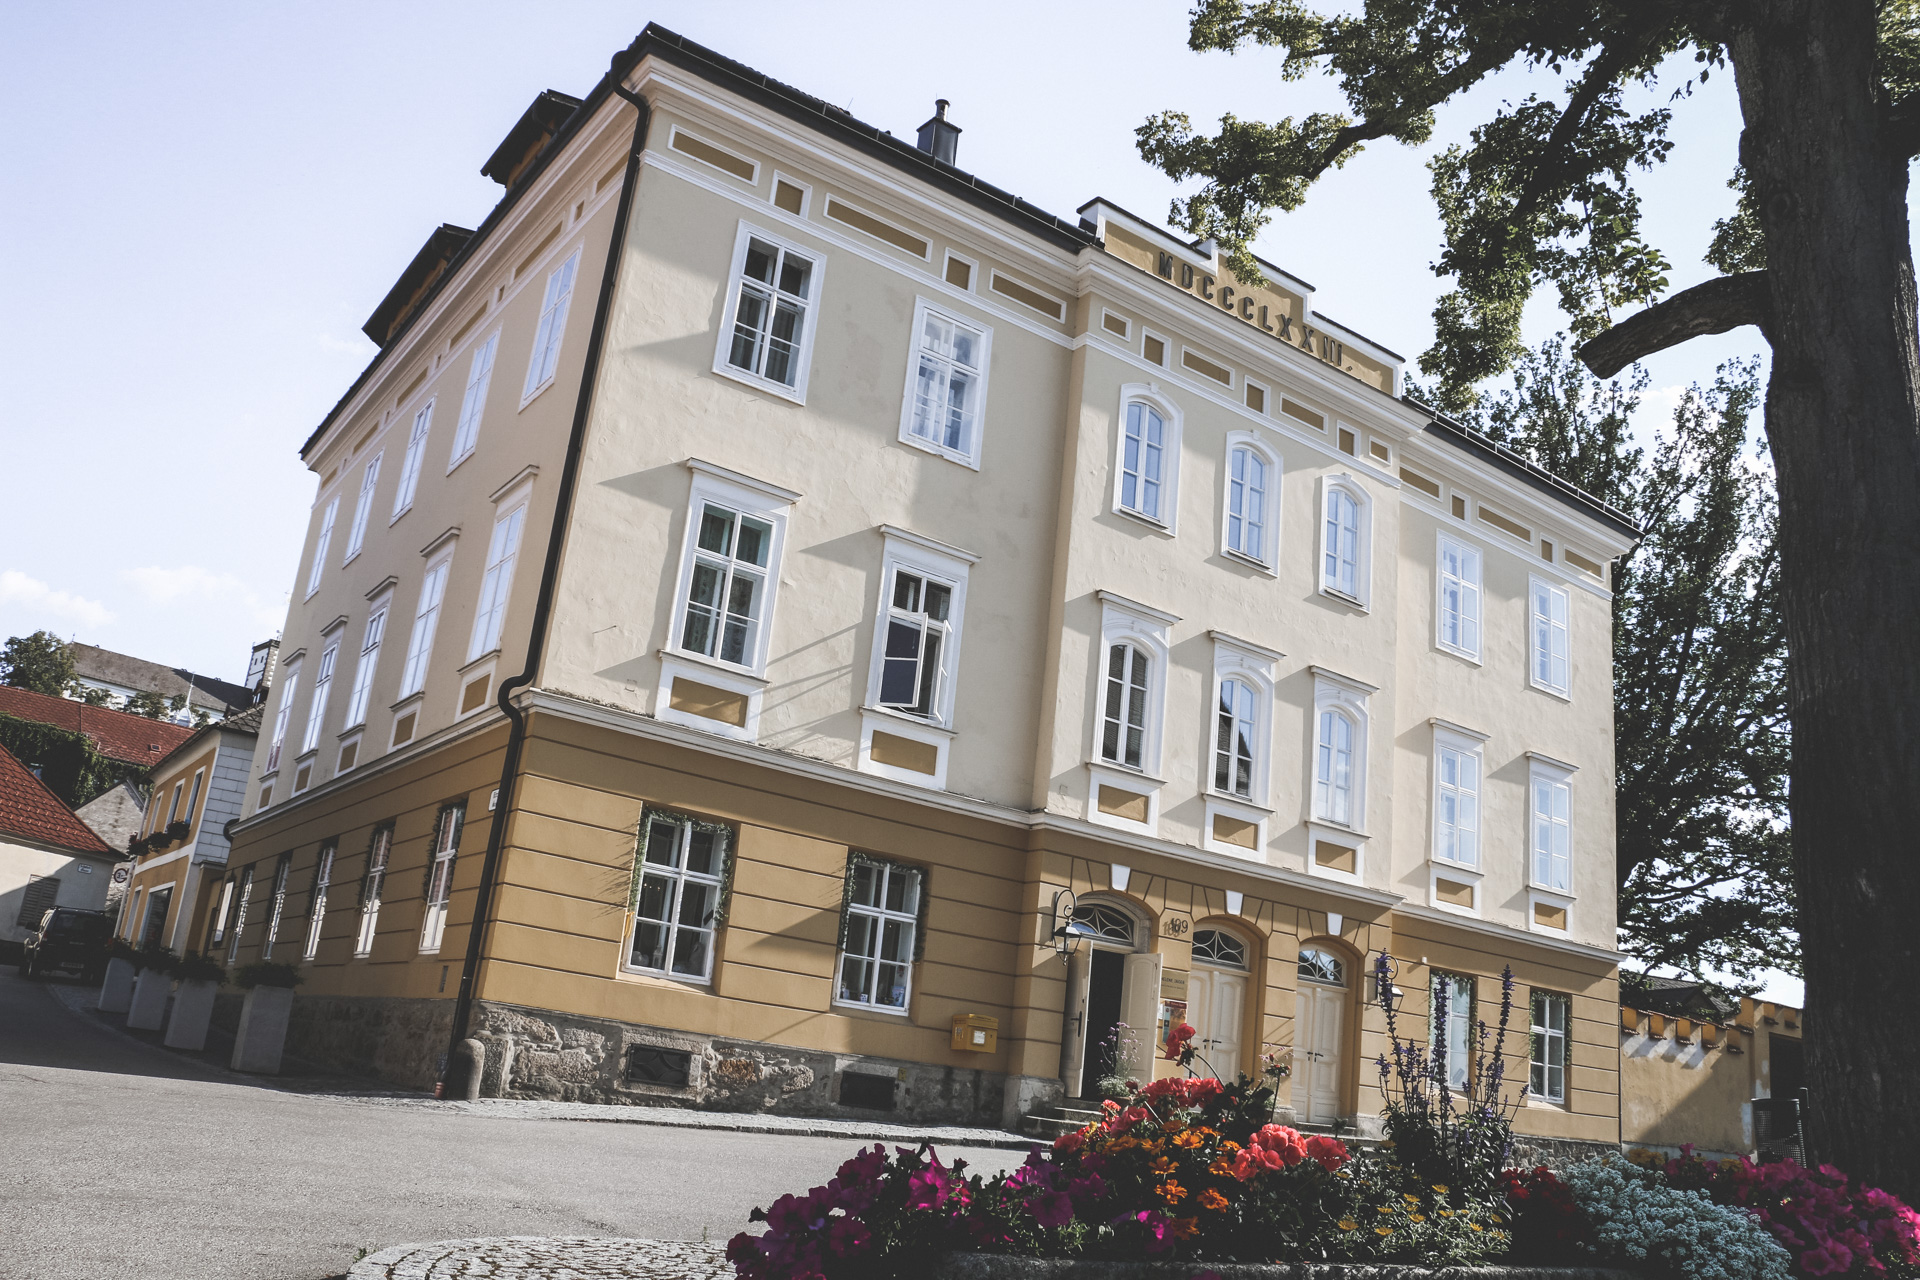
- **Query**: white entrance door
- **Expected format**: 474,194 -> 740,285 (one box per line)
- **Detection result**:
1297,980 -> 1346,1123
1188,966 -> 1247,1080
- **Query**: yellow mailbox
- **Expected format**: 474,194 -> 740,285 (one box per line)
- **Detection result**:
951,1013 -> 998,1053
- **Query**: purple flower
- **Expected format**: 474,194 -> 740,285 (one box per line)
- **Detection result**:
1027,1189 -> 1075,1228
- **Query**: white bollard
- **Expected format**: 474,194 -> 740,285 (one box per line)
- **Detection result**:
163,977 -> 219,1051
230,984 -> 294,1074
125,967 -> 172,1031
98,957 -> 137,1014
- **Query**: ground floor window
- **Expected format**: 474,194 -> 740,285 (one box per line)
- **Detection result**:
835,857 -> 923,1012
356,824 -> 393,957
1530,990 -> 1570,1103
261,855 -> 291,959
303,842 -> 335,961
626,810 -> 730,982
1430,971 -> 1474,1089
419,804 -> 465,954
226,867 -> 253,964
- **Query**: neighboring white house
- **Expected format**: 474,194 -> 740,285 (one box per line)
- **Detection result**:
0,742 -> 116,945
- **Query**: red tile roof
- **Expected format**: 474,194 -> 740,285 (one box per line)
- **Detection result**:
0,741 -> 113,855
0,684 -> 193,766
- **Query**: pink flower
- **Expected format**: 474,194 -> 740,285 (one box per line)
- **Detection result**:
1027,1189 -> 1075,1228
1053,1128 -> 1088,1155
1304,1133 -> 1350,1172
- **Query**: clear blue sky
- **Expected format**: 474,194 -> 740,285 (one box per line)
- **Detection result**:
0,4 -> 1792,996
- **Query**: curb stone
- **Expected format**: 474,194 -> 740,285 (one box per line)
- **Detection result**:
347,1236 -> 731,1279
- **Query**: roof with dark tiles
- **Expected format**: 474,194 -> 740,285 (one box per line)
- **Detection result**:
0,741 -> 113,855
0,685 -> 194,767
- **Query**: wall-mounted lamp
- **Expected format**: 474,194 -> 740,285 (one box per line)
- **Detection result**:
1373,952 -> 1404,1011
1052,888 -> 1100,959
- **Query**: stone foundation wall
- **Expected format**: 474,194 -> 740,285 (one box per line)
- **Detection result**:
1508,1135 -> 1620,1168
471,999 -> 1033,1127
275,993 -> 454,1089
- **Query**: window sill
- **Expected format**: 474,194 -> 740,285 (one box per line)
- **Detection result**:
1528,680 -> 1573,703
1087,759 -> 1167,787
1318,586 -> 1369,612
1221,547 -> 1278,577
897,431 -> 981,472
1528,884 -> 1576,904
1113,505 -> 1175,536
1308,817 -> 1371,841
459,648 -> 502,674
711,361 -> 807,406
518,377 -> 558,413
1206,789 -> 1271,814
388,505 -> 412,529
338,721 -> 368,738
616,964 -> 715,990
657,646 -> 770,686
447,449 -> 475,476
832,997 -> 912,1018
1435,642 -> 1482,666
342,549 -> 362,569
389,691 -> 426,713
861,703 -> 956,737
1430,858 -> 1483,878
1525,1094 -> 1570,1111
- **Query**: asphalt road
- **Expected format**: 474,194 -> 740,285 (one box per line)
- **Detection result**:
0,970 -> 1022,1280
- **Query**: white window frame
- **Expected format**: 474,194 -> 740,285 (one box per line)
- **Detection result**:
1308,667 -> 1373,842
833,857 -> 922,1015
262,854 -> 291,961
1110,386 -> 1182,531
1529,576 -> 1572,698
1316,475 -> 1371,608
622,810 -> 730,984
184,769 -> 204,832
1530,990 -> 1570,1103
856,528 -> 975,792
521,248 -> 581,405
711,221 -> 825,404
264,662 -> 300,777
1431,721 -> 1487,871
390,401 -> 434,523
664,463 -> 795,682
302,841 -> 335,962
1436,534 -> 1483,662
354,824 -> 392,957
896,296 -> 993,469
345,594 -> 390,729
1202,632 -> 1280,858
301,637 -> 340,755
1220,431 -> 1280,571
343,452 -> 382,564
419,802 -> 464,954
306,496 -> 339,599
400,547 -> 455,700
467,488 -> 529,662
1087,592 -> 1177,836
225,866 -> 253,964
1528,753 -> 1577,898
1430,971 -> 1475,1089
449,330 -> 500,470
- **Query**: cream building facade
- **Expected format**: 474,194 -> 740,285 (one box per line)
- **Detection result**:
220,27 -> 1637,1143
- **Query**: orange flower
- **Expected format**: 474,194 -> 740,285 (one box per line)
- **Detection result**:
1173,1130 -> 1206,1149
1208,1159 -> 1235,1177
1168,1216 -> 1200,1240
1199,1188 -> 1230,1212
1158,1180 -> 1188,1204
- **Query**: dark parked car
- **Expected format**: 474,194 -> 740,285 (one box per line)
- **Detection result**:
19,907 -> 111,981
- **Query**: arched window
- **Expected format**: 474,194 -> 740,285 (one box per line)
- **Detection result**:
1226,446 -> 1268,562
1297,948 -> 1345,985
1192,928 -> 1248,969
1102,642 -> 1151,769
1315,709 -> 1355,826
1073,901 -> 1136,944
1120,402 -> 1167,521
1323,487 -> 1360,597
1214,678 -> 1256,798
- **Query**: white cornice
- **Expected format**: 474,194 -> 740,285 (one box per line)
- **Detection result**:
1392,901 -> 1622,967
878,524 -> 980,565
686,456 -> 803,504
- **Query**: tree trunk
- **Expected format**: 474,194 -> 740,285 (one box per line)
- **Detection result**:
1730,0 -> 1920,1196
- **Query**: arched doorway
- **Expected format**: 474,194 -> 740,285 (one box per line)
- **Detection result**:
1188,926 -> 1251,1080
1060,898 -> 1152,1098
1295,945 -> 1350,1124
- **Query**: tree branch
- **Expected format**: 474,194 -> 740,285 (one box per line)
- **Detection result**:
1577,272 -> 1772,377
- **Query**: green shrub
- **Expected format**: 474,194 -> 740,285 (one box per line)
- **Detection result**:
233,960 -> 303,989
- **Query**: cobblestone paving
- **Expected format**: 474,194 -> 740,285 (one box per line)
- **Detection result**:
350,1237 -> 732,1279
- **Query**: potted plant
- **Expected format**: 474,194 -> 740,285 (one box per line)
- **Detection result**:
230,960 -> 302,1074
162,951 -> 224,1051
147,830 -> 174,853
125,944 -> 178,1031
166,819 -> 191,843
98,936 -> 141,1014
